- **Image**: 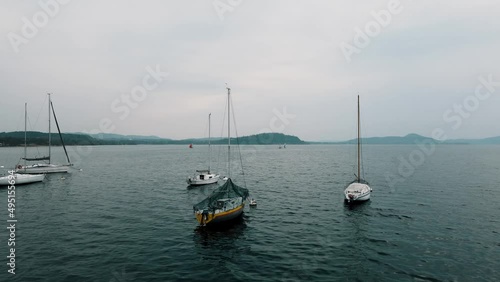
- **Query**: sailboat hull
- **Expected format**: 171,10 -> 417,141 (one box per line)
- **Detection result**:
344,182 -> 372,203
343,95 -> 373,204
187,173 -> 220,186
0,174 -> 45,186
187,177 -> 219,186
18,95 -> 72,173
195,204 -> 244,226
16,164 -> 70,174
345,192 -> 370,202
193,88 -> 249,227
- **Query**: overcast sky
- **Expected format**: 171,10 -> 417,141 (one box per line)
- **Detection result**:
1,0 -> 499,141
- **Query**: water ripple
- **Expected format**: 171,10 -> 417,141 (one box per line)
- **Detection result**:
0,145 -> 499,281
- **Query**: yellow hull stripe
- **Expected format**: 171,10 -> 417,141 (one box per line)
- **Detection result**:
195,204 -> 244,225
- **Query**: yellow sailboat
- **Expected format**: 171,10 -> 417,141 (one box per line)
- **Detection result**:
194,178 -> 248,225
193,86 -> 250,226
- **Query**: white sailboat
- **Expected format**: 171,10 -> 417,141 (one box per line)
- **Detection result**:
0,173 -> 44,186
1,103 -> 46,186
193,86 -> 249,226
187,113 -> 220,186
344,95 -> 372,203
16,94 -> 72,174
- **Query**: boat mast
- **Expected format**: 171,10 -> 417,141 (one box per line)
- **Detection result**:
357,95 -> 360,182
227,86 -> 231,178
48,93 -> 51,164
51,98 -> 71,165
208,113 -> 211,172
24,103 -> 27,168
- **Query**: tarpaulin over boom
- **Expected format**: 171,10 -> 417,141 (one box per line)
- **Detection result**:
193,178 -> 249,211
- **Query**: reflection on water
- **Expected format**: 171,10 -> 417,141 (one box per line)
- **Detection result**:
343,200 -> 372,245
193,216 -> 247,249
191,217 -> 251,280
343,199 -> 372,211
0,145 -> 499,281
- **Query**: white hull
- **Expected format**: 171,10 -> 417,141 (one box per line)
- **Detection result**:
17,95 -> 73,174
16,164 -> 70,174
344,182 -> 372,203
249,199 -> 257,206
0,173 -> 45,186
344,96 -> 373,204
187,173 -> 220,186
188,112 -> 220,187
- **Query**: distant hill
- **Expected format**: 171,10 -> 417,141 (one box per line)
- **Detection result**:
211,133 -> 305,145
2,131 -> 498,146
86,132 -> 304,145
318,133 -> 500,145
88,133 -> 168,141
120,132 -> 304,145
444,136 -> 500,145
329,134 -> 438,145
0,131 -> 100,146
321,133 -> 439,145
0,132 -> 305,146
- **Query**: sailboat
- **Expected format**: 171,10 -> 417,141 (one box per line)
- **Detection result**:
15,94 -> 72,174
0,172 -> 45,186
344,95 -> 372,203
1,103 -> 46,185
187,113 -> 220,186
193,86 -> 249,226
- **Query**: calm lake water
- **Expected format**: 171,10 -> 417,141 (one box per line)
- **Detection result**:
0,144 -> 499,281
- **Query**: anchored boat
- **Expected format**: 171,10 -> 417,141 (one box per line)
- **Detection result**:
344,95 -> 372,203
0,173 -> 45,186
194,178 -> 249,225
187,113 -> 220,186
193,86 -> 250,226
16,94 -> 72,174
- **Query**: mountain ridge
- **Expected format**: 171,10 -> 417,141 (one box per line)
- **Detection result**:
1,132 -> 499,146
0,132 -> 305,146
311,133 -> 500,145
